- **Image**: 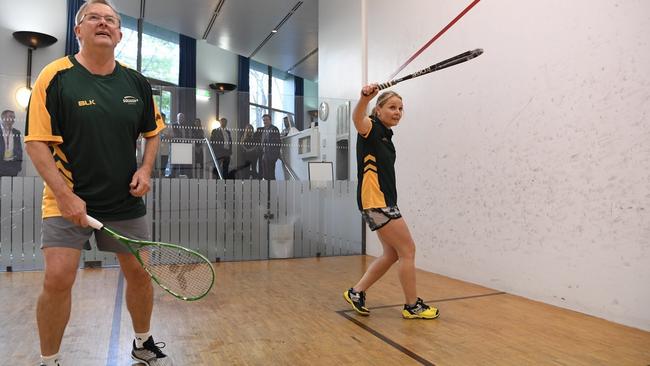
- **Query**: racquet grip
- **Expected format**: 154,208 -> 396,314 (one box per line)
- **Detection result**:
377,81 -> 395,90
86,215 -> 104,230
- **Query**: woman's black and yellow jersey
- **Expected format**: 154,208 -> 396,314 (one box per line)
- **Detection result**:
356,115 -> 397,210
25,55 -> 164,220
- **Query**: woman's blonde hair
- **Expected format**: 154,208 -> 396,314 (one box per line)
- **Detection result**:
373,91 -> 402,116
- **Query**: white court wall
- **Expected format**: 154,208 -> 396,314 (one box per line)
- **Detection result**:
361,0 -> 650,331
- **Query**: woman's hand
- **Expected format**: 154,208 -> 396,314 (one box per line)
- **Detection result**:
361,83 -> 379,98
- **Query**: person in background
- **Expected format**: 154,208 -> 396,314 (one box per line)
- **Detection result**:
209,117 -> 232,179
1,109 -> 23,176
192,118 -> 205,178
258,114 -> 281,180
238,123 -> 258,178
174,112 -> 187,138
251,125 -> 263,179
280,115 -> 299,137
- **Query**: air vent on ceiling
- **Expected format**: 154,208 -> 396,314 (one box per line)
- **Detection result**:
249,1 -> 303,58
287,47 -> 318,74
202,0 -> 226,40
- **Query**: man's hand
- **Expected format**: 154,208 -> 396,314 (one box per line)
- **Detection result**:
55,191 -> 88,227
129,167 -> 152,197
26,140 -> 88,227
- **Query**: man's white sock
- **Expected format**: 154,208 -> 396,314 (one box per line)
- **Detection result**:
41,353 -> 61,366
135,332 -> 151,348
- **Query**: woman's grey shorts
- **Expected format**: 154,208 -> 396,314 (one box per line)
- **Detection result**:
361,206 -> 402,231
41,216 -> 150,253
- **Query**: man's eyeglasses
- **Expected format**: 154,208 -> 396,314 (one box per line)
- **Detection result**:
79,13 -> 120,27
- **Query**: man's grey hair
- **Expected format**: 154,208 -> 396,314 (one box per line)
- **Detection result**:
75,0 -> 121,26
1,110 -> 15,122
74,0 -> 121,48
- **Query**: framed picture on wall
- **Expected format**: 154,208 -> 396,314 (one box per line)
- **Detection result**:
308,161 -> 333,189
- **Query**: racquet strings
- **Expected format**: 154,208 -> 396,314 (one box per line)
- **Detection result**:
138,244 -> 214,300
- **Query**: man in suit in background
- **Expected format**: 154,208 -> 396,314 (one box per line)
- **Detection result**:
258,114 -> 281,180
1,109 -> 23,176
210,117 -> 232,178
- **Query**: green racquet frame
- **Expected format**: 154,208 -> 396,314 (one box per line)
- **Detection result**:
87,215 -> 215,301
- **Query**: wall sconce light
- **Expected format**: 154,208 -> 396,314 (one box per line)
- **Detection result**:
15,86 -> 32,109
208,82 -> 237,119
12,31 -> 58,109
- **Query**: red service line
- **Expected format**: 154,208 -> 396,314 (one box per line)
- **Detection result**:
388,0 -> 482,80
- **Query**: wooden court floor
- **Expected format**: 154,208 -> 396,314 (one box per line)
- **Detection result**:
1,255 -> 649,365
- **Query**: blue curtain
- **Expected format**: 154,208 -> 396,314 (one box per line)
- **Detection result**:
237,55 -> 250,129
294,76 -> 304,131
65,0 -> 85,55
179,34 -> 196,88
178,34 -> 197,125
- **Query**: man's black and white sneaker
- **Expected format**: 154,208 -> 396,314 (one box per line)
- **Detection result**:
131,336 -> 173,366
38,357 -> 61,366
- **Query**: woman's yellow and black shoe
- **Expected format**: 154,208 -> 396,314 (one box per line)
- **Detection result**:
343,288 -> 370,316
402,297 -> 439,319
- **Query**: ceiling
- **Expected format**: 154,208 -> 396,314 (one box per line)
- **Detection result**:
112,0 -> 318,81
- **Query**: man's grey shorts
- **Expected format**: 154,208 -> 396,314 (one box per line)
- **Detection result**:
41,216 -> 150,253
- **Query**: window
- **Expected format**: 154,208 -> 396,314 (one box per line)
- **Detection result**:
271,69 -> 294,114
249,105 -> 265,129
152,89 -> 172,123
249,61 -> 269,112
249,60 -> 294,129
115,15 -> 180,85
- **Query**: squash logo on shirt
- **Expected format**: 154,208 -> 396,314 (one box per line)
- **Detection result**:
123,96 -> 139,105
78,99 -> 96,107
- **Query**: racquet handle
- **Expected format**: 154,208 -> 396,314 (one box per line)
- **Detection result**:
86,215 -> 104,230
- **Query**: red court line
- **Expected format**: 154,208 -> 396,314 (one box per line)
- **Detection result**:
388,0 -> 482,80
